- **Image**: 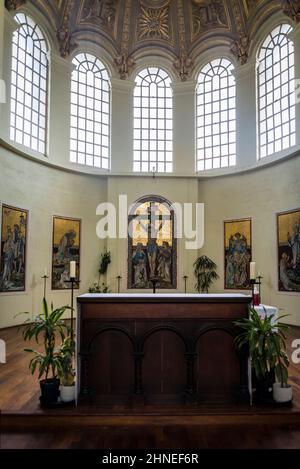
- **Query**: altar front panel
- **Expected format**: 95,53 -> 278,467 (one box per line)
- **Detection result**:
77,294 -> 251,406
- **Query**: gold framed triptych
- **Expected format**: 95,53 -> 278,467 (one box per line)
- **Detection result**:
51,216 -> 81,290
277,208 -> 300,293
0,204 -> 28,292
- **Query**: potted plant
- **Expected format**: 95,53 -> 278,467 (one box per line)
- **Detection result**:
193,255 -> 219,293
98,250 -> 111,282
272,337 -> 292,403
57,336 -> 76,403
21,298 -> 71,406
234,307 -> 292,403
88,282 -> 111,293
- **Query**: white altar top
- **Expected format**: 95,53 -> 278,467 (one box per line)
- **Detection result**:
79,293 -> 251,299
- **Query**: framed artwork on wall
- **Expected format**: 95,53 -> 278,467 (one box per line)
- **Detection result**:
277,208 -> 300,292
0,204 -> 28,293
52,216 -> 81,290
127,196 -> 177,289
224,218 -> 252,290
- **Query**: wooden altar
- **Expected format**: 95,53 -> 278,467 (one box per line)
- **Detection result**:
76,293 -> 251,406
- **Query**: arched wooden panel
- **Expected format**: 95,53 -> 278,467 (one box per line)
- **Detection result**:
195,329 -> 240,403
142,329 -> 186,403
88,330 -> 134,402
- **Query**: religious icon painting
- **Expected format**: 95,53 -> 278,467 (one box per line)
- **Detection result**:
0,204 -> 28,293
128,196 -> 177,289
52,216 -> 81,290
277,208 -> 300,292
224,218 -> 252,290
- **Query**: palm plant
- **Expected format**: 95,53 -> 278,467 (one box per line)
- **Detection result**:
21,298 -> 71,381
193,255 -> 219,293
234,307 -> 290,387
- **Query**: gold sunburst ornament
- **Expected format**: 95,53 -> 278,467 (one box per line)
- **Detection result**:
138,5 -> 170,40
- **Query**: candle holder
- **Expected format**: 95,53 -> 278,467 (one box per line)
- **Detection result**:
150,277 -> 159,294
64,278 -> 80,341
183,275 -> 188,294
116,275 -> 122,293
41,275 -> 49,300
250,275 -> 263,306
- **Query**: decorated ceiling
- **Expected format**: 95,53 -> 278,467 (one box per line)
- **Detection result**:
5,1 -> 300,80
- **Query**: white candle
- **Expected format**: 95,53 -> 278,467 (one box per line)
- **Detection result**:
70,261 -> 76,279
250,261 -> 256,280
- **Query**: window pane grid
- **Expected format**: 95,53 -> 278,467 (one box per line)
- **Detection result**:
133,68 -> 173,173
10,13 -> 48,154
196,58 -> 236,171
258,24 -> 295,159
70,53 -> 111,169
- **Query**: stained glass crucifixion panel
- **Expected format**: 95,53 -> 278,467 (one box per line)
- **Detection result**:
128,196 -> 176,289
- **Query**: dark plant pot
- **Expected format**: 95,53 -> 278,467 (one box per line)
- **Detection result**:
40,378 -> 60,406
253,370 -> 275,403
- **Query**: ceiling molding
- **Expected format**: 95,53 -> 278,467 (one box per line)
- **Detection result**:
18,0 -> 286,80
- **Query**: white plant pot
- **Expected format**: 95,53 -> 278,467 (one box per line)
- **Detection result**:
272,382 -> 293,403
60,384 -> 76,403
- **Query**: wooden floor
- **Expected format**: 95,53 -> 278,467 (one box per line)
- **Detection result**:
1,323 -> 300,449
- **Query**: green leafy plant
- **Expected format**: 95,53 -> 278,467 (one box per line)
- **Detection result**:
193,255 -> 219,293
57,336 -> 75,386
20,298 -> 71,381
88,282 -> 111,293
235,307 -> 290,387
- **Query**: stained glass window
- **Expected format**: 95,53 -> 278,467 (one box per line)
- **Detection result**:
128,197 -> 176,289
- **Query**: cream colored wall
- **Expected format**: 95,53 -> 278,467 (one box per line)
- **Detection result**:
0,146 -> 107,328
198,154 -> 300,326
1,144 -> 299,328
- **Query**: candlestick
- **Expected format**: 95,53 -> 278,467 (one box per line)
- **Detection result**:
116,275 -> 122,294
41,273 -> 49,300
183,275 -> 188,294
150,277 -> 158,294
64,278 -> 80,342
250,261 -> 256,280
70,261 -> 76,279
250,274 -> 263,307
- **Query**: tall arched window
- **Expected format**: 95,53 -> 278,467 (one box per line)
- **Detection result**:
70,53 -> 110,169
10,13 -> 48,154
196,58 -> 236,171
257,24 -> 295,159
133,68 -> 173,173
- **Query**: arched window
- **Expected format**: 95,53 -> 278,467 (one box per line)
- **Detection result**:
196,58 -> 236,171
133,68 -> 173,173
10,13 -> 48,154
128,196 -> 176,289
70,53 -> 110,169
257,24 -> 295,159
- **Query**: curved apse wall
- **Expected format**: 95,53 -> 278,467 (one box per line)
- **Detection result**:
0,143 -> 299,328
